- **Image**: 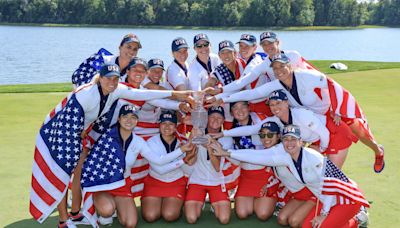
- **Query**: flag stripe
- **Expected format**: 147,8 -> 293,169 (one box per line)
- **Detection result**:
31,175 -> 56,206
29,201 -> 43,221
31,162 -> 64,201
34,147 -> 66,192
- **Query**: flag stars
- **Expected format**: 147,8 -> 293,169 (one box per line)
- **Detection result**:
57,153 -> 63,160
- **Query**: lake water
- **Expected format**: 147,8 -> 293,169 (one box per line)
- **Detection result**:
1,25 -> 399,85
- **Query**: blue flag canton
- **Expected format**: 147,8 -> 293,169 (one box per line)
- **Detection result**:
215,64 -> 235,85
325,159 -> 349,182
72,48 -> 113,87
40,94 -> 85,174
81,126 -> 126,188
91,100 -> 118,135
234,136 -> 255,150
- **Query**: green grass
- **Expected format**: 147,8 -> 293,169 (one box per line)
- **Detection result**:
1,61 -> 400,93
0,22 -> 388,31
1,68 -> 400,227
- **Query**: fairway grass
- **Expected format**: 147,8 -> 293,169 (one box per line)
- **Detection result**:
1,69 -> 400,227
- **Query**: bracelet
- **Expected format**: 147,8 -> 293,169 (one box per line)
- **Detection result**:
320,210 -> 329,217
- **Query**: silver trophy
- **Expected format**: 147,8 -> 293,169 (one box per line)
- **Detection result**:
191,91 -> 209,144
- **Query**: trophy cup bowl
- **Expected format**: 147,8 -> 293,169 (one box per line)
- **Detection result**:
191,91 -> 209,144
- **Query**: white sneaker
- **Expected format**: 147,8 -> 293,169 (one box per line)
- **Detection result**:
98,216 -> 113,226
356,208 -> 369,227
58,219 -> 77,228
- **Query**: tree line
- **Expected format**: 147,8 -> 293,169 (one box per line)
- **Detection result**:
0,0 -> 399,27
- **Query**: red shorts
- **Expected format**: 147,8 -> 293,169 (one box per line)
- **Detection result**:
106,178 -> 134,198
235,168 -> 276,198
324,116 -> 358,154
292,187 -> 317,202
142,176 -> 187,200
249,101 -> 273,117
185,184 -> 229,203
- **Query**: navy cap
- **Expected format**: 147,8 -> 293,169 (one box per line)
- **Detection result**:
99,63 -> 121,77
268,90 -> 288,102
270,53 -> 290,67
260,121 -> 280,133
260,31 -> 278,44
230,101 -> 248,112
193,33 -> 210,45
128,57 -> 148,70
148,58 -> 165,70
218,40 -> 235,53
282,125 -> 301,139
237,34 -> 257,45
159,110 -> 178,124
119,104 -> 139,118
120,33 -> 142,48
208,106 -> 225,118
172,37 -> 189,52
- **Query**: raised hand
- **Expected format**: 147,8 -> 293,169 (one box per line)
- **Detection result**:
203,87 -> 222,95
208,132 -> 223,139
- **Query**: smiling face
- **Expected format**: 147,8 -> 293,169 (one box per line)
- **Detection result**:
260,40 -> 280,57
207,113 -> 224,131
99,75 -> 119,95
118,113 -> 138,132
231,102 -> 250,124
119,42 -> 140,61
173,48 -> 189,64
259,128 -> 280,149
269,99 -> 289,119
194,40 -> 211,59
160,121 -> 177,137
127,64 -> 147,84
282,135 -> 302,156
219,49 -> 236,66
148,67 -> 163,83
238,42 -> 257,61
271,61 -> 292,82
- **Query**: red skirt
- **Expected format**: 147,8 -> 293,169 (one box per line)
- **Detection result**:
249,100 -> 273,117
235,168 -> 277,198
325,116 -> 358,154
106,178 -> 134,198
142,175 -> 187,200
292,187 -> 317,202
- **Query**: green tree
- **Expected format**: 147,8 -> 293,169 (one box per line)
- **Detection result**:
291,0 -> 315,26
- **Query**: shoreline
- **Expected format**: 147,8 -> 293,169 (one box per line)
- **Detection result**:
0,22 -> 390,31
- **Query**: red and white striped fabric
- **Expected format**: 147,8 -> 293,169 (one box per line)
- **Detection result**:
222,158 -> 240,190
30,93 -> 74,223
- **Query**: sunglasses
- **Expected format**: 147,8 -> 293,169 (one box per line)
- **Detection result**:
259,132 -> 277,139
195,42 -> 210,48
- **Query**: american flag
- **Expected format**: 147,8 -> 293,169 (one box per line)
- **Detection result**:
30,93 -> 85,223
72,48 -> 113,88
321,159 -> 369,207
81,126 -> 128,227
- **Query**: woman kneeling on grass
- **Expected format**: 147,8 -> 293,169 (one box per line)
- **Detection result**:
81,105 -> 195,227
141,111 -> 197,222
211,125 -> 369,228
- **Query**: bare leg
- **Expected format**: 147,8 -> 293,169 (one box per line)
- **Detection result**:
277,199 -> 305,226
254,196 -> 277,221
141,197 -> 162,222
70,150 -> 88,213
93,192 -> 116,218
115,196 -> 138,228
235,196 -> 254,219
212,200 -> 231,224
57,193 -> 69,222
287,200 -> 316,228
184,201 -> 203,224
327,148 -> 349,169
161,197 -> 184,222
349,120 -> 381,155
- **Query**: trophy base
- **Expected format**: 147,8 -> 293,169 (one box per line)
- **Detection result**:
192,136 -> 209,145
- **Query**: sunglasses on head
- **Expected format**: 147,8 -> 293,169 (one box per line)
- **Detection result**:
259,132 -> 277,139
195,42 -> 210,48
